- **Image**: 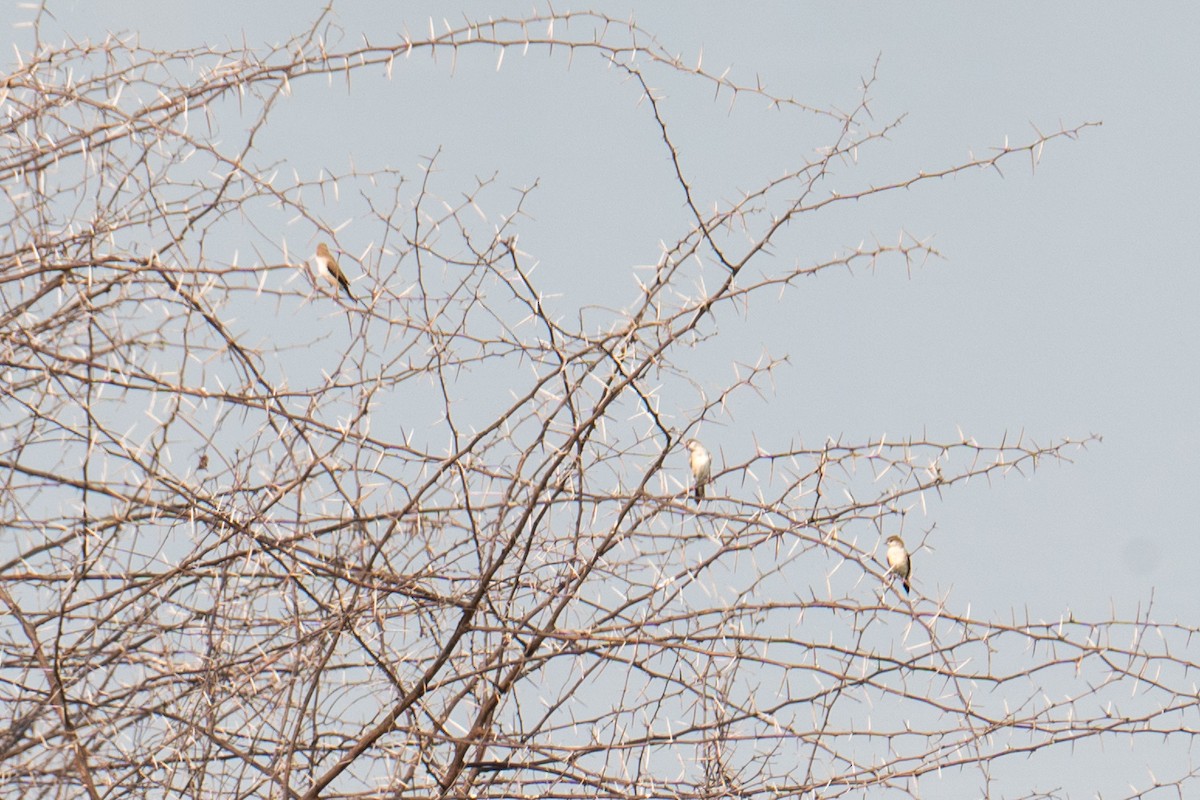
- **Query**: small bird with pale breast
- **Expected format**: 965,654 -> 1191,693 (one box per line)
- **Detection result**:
313,242 -> 356,300
684,439 -> 712,502
885,535 -> 911,595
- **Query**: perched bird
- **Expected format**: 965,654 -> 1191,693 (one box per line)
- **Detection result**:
684,439 -> 712,502
885,535 -> 911,595
313,242 -> 355,300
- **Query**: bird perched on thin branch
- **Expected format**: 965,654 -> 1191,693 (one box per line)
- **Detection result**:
685,439 -> 711,502
312,242 -> 356,300
885,535 -> 911,595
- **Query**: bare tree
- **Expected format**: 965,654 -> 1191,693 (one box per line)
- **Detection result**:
1,7 -> 1194,800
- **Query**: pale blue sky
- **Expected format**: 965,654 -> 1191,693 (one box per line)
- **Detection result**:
7,1 -> 1199,795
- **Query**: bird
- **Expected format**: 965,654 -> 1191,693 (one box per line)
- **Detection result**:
313,242 -> 355,300
684,439 -> 711,502
885,535 -> 911,595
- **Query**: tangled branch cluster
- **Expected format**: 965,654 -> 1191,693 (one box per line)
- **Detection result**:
1,8 -> 1191,800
